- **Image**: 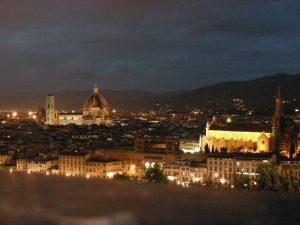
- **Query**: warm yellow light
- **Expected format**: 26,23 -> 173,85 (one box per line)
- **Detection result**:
12,112 -> 17,117
7,114 -> 10,118
107,172 -> 114,179
167,176 -> 175,181
27,170 -> 31,174
9,168 -> 13,173
46,171 -> 49,176
32,115 -> 37,120
112,109 -> 117,113
28,111 -> 33,116
220,178 -> 226,184
86,174 -> 90,179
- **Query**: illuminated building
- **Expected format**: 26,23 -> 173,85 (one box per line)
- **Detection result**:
135,137 -> 179,154
27,160 -> 58,173
85,157 -> 122,179
201,117 -> 271,153
270,87 -> 298,157
201,89 -> 298,155
45,95 -> 56,125
164,159 -> 207,186
16,159 -> 28,170
279,160 -> 300,178
207,153 -> 276,183
16,159 -> 58,173
58,151 -> 121,179
96,149 -> 180,178
0,153 -> 12,165
44,84 -> 111,126
179,139 -> 200,153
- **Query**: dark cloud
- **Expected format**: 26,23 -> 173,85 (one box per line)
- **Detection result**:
0,0 -> 299,94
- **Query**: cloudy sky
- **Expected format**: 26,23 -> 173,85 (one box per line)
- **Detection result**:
0,0 -> 299,95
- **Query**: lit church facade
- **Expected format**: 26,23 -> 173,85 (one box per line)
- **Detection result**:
200,88 -> 298,155
200,118 -> 271,153
44,84 -> 111,126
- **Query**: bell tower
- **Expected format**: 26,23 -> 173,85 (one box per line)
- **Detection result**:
45,95 -> 55,125
271,87 -> 283,153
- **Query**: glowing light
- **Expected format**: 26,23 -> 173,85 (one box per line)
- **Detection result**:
112,109 -> 117,113
107,172 -> 114,179
167,176 -> 175,181
86,174 -> 90,179
46,171 -> 49,176
12,112 -> 17,117
145,162 -> 150,169
220,178 -> 226,184
7,114 -> 10,118
32,115 -> 37,120
27,170 -> 31,174
9,168 -> 13,173
214,173 -> 219,178
28,111 -> 33,116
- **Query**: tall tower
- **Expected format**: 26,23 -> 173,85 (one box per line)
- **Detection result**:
271,87 -> 283,153
45,95 -> 55,125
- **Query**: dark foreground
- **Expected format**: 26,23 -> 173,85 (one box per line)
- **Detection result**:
0,172 -> 299,225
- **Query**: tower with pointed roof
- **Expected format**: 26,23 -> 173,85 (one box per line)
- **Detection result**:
271,87 -> 283,153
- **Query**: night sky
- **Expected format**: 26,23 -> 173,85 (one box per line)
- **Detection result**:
0,0 -> 299,95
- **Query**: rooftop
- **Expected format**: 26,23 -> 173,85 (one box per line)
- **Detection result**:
209,124 -> 272,133
207,153 -> 275,160
59,151 -> 89,156
86,157 -> 121,163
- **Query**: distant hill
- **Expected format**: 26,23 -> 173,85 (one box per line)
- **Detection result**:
0,73 -> 299,111
167,73 -> 300,110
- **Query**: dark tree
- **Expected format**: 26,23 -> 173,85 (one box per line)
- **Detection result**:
204,144 -> 210,154
289,141 -> 295,159
113,173 -> 130,180
144,163 -> 168,184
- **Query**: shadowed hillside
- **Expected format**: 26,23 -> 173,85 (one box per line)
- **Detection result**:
168,73 -> 300,110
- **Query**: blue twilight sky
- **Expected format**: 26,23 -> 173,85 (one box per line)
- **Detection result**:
0,0 -> 299,95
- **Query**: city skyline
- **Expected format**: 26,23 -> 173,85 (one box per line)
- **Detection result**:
0,2 -> 299,224
0,0 -> 300,94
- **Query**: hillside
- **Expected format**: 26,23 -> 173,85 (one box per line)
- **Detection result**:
168,73 -> 300,110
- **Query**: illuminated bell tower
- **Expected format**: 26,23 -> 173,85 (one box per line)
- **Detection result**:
45,95 -> 55,125
271,87 -> 283,153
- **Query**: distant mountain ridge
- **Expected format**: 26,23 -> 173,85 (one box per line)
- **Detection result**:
168,73 -> 300,110
0,73 -> 299,111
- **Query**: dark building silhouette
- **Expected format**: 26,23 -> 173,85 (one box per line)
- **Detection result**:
271,87 -> 298,157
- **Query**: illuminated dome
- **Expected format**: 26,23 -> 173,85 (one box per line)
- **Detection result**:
83,84 -> 108,109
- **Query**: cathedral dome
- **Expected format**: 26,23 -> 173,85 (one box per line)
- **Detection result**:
83,84 -> 108,109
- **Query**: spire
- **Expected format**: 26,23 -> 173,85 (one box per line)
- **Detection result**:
271,86 -> 284,153
277,86 -> 281,99
93,84 -> 99,94
272,86 -> 283,127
